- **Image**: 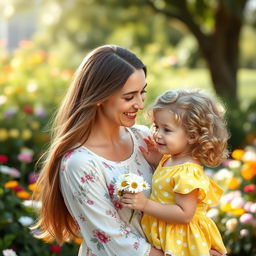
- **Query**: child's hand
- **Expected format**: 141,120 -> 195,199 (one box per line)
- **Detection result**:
121,192 -> 149,211
139,136 -> 162,168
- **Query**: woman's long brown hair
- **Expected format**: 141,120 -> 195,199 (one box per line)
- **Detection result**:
32,45 -> 146,244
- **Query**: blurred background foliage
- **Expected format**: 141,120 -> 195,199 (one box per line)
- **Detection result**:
0,0 -> 255,255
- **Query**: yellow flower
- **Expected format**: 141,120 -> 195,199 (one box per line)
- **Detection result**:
9,129 -> 19,138
74,237 -> 83,245
221,203 -> 232,212
21,129 -> 32,140
11,57 -> 22,68
4,180 -> 19,188
28,183 -> 36,191
16,191 -> 31,200
31,121 -> 40,130
0,128 -> 8,141
231,149 -> 244,161
41,235 -> 54,243
4,86 -> 15,95
231,208 -> 245,216
241,163 -> 256,180
226,177 -> 240,190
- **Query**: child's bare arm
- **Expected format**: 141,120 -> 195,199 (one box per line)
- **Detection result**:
121,189 -> 198,224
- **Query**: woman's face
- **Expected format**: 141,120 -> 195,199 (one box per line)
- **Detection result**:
99,69 -> 147,127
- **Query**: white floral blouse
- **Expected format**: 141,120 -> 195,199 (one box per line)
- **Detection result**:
59,125 -> 153,256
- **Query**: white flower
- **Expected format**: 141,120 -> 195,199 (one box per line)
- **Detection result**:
22,200 -> 42,210
2,249 -> 18,256
228,160 -> 241,169
18,216 -> 34,227
230,197 -> 245,209
114,173 -> 150,223
213,168 -> 232,181
226,218 -> 238,231
206,208 -> 219,219
115,173 -> 150,194
242,150 -> 256,162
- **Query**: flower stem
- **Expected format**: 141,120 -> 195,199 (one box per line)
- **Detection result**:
129,209 -> 135,223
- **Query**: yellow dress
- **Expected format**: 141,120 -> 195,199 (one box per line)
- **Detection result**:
141,155 -> 227,256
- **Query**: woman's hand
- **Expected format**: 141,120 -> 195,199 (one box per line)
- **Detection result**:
149,247 -> 164,256
210,249 -> 225,256
121,192 -> 148,211
140,136 -> 162,168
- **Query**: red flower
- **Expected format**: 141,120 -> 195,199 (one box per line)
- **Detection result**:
23,105 -> 34,115
113,200 -> 123,210
13,185 -> 24,192
108,184 -> 115,199
93,230 -> 110,243
244,184 -> 255,193
50,245 -> 61,254
0,154 -> 8,163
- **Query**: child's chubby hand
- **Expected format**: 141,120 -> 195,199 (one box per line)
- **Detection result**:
120,192 -> 149,211
140,136 -> 162,167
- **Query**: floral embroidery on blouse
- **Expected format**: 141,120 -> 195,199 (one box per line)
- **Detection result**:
102,161 -> 114,170
91,230 -> 111,250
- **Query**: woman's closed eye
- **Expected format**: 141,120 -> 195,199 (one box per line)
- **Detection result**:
124,90 -> 147,102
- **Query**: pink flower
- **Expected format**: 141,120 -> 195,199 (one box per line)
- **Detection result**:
133,241 -> 139,249
87,200 -> 94,205
240,213 -> 254,223
63,150 -> 74,161
18,153 -> 33,163
108,184 -> 115,199
81,174 -> 93,183
93,230 -> 110,243
244,184 -> 255,193
244,202 -> 253,211
113,200 -> 123,210
9,168 -> 20,178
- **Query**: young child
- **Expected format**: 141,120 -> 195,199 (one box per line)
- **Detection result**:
121,89 -> 228,256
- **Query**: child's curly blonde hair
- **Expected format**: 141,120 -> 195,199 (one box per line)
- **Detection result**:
151,89 -> 229,167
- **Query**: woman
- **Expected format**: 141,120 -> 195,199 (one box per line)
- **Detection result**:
33,45 -> 222,256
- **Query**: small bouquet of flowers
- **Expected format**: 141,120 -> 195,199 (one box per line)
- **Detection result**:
115,173 -> 150,223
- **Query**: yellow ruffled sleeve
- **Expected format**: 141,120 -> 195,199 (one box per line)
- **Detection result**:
172,164 -> 223,206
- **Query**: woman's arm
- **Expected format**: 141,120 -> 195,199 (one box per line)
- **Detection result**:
121,190 -> 198,224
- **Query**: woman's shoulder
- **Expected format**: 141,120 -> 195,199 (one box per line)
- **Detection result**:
130,124 -> 150,138
61,146 -> 98,170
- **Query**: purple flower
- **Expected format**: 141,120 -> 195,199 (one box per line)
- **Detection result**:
28,172 -> 38,184
35,107 -> 46,117
4,107 -> 17,118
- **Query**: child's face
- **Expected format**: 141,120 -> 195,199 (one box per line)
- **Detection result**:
153,109 -> 191,157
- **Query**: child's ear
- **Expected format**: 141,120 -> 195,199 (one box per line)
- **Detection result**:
188,132 -> 198,144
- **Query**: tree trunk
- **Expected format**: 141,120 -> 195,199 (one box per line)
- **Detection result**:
193,2 -> 245,102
